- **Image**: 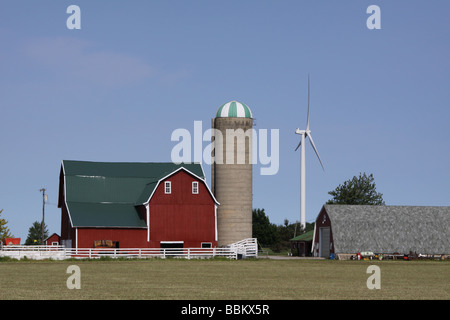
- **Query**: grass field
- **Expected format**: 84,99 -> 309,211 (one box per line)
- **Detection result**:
0,258 -> 448,300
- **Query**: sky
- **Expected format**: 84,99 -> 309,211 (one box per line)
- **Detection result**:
0,1 -> 449,241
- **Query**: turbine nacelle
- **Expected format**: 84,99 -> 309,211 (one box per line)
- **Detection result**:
295,129 -> 310,135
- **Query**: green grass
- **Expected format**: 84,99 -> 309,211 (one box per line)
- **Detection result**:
0,258 -> 448,300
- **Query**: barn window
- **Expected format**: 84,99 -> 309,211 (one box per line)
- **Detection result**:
192,181 -> 199,194
165,181 -> 171,194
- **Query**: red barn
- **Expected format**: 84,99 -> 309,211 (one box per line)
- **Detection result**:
3,238 -> 21,245
44,233 -> 61,246
58,160 -> 219,249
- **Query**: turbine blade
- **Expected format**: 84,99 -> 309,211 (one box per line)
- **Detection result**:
306,74 -> 310,131
306,133 -> 324,171
294,140 -> 301,151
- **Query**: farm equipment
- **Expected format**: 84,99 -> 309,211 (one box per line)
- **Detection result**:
350,250 -> 448,261
351,251 -> 375,260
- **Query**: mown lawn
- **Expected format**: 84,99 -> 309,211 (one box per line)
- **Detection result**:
0,258 -> 448,300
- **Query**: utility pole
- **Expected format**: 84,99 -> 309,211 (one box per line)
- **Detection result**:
40,188 -> 46,245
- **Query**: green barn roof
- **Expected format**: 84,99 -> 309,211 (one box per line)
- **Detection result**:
60,160 -> 206,228
290,229 -> 314,242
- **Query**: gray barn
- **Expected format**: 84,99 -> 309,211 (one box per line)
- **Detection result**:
313,205 -> 450,258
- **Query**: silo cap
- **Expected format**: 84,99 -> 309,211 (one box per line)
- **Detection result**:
216,101 -> 253,119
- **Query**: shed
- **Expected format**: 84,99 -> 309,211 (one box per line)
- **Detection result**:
290,230 -> 314,257
44,233 -> 61,246
313,205 -> 450,258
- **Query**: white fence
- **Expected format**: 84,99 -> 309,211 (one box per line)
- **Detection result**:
226,238 -> 258,258
0,245 -> 67,260
63,247 -> 239,259
0,239 -> 258,260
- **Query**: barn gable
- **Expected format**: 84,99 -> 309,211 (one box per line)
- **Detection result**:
315,205 -> 450,255
58,160 -> 215,228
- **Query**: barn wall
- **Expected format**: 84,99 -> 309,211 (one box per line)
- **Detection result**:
76,228 -> 148,248
149,170 -> 217,247
314,206 -> 334,257
60,202 -> 76,247
149,204 -> 216,241
59,174 -> 76,248
151,169 -> 215,205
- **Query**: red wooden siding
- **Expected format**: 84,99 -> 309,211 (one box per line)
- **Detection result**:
45,233 -> 61,246
148,170 -> 217,247
61,202 -> 76,247
76,228 -> 148,248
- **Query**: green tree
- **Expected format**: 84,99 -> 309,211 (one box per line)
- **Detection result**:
327,172 -> 385,205
0,209 -> 14,242
252,208 -> 279,246
25,221 -> 48,245
272,220 -> 314,253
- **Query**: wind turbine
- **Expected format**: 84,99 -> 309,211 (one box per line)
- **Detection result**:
295,75 -> 324,229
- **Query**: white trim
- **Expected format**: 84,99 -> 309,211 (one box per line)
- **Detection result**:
146,204 -> 150,242
75,228 -> 78,250
192,181 -> 199,194
214,204 -> 218,242
164,181 -> 171,194
311,220 -> 317,256
160,241 -> 184,244
74,226 -> 147,229
142,165 -> 219,206
199,164 -> 206,181
61,161 -> 74,228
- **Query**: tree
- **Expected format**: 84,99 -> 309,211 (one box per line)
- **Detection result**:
25,221 -> 48,245
272,220 -> 315,253
0,209 -> 14,242
327,172 -> 385,205
252,208 -> 279,246
252,208 -> 316,253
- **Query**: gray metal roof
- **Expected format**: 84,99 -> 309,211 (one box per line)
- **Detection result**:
323,205 -> 450,254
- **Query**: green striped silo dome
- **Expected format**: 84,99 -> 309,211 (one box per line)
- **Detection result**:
216,101 -> 253,119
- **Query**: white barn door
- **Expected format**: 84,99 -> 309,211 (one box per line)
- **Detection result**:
319,227 -> 330,258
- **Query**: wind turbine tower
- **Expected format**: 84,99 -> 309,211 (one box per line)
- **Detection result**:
295,76 -> 324,229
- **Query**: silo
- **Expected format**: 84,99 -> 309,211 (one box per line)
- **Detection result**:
211,101 -> 253,247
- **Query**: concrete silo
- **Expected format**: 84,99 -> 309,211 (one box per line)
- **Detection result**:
211,101 -> 253,247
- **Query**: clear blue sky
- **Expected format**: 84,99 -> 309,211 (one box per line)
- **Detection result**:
1,1 -> 449,241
